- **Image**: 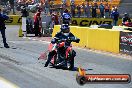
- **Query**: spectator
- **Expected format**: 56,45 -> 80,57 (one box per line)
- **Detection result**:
26,16 -> 34,34
111,5 -> 115,13
0,9 -> 10,48
9,0 -> 16,14
104,3 -> 110,18
49,15 -> 55,34
60,4 -> 64,15
70,1 -> 75,17
81,2 -> 85,17
99,2 -> 105,18
52,12 -> 59,25
62,0 -> 66,5
77,5 -> 81,18
122,13 -> 131,26
43,2 -> 46,13
111,7 -> 119,26
49,2 -> 53,14
62,0 -> 67,9
2,6 -> 7,15
37,3 -> 43,12
91,2 -> 98,18
21,6 -> 29,17
85,2 -> 91,18
70,0 -> 74,4
50,16 -> 55,28
45,0 -> 50,14
34,9 -> 42,36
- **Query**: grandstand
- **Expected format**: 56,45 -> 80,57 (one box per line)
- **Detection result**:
118,0 -> 132,18
2,0 -> 129,17
45,0 -> 121,15
43,0 -> 121,12
46,0 -> 121,7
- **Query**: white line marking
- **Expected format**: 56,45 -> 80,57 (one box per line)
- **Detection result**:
0,77 -> 19,88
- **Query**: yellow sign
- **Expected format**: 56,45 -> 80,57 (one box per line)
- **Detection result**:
71,18 -> 122,26
5,15 -> 22,25
5,16 -> 123,26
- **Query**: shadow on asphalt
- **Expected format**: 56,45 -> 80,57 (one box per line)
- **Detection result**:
49,66 -> 93,72
0,46 -> 3,48
0,46 -> 17,49
11,47 -> 17,49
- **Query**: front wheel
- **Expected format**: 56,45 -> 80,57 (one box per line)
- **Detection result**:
67,57 -> 74,70
67,50 -> 76,70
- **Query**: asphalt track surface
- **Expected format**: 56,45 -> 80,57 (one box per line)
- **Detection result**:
0,25 -> 132,88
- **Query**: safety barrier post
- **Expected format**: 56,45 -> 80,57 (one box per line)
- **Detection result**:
19,25 -> 23,37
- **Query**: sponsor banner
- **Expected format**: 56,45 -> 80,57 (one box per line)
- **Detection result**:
5,16 -> 123,26
120,32 -> 132,55
5,15 -> 22,25
71,18 -> 122,27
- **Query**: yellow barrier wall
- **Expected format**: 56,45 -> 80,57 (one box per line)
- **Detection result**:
5,15 -> 22,25
52,25 -> 60,38
87,28 -> 120,53
52,25 -> 120,53
69,26 -> 78,46
74,27 -> 88,48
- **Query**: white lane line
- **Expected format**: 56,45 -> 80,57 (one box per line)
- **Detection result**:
24,37 -> 50,44
0,77 -> 19,88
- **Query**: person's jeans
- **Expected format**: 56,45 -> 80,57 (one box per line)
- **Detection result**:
0,29 -> 8,46
78,12 -> 81,18
113,20 -> 118,26
45,8 -> 49,14
105,12 -> 109,18
92,12 -> 97,18
100,11 -> 104,18
86,12 -> 90,18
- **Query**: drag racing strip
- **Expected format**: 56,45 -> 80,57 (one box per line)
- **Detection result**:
0,77 -> 19,88
1,25 -> 131,88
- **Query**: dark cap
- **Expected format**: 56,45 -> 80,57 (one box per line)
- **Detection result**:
37,9 -> 41,12
36,12 -> 40,16
64,9 -> 68,13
